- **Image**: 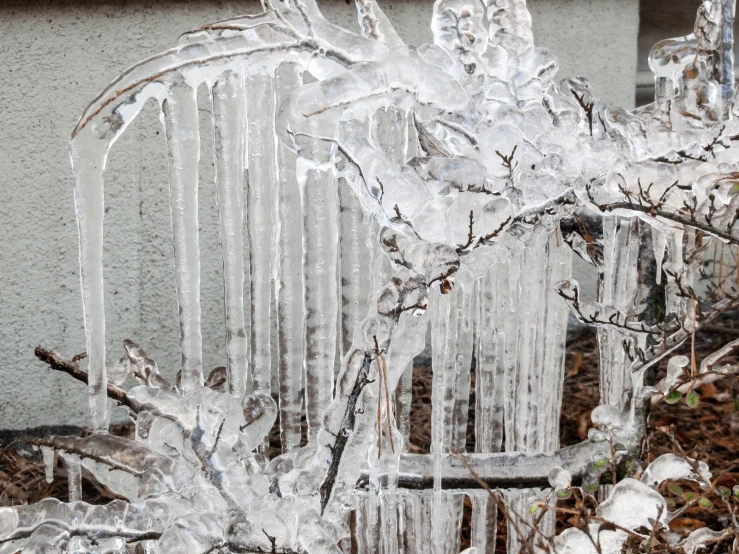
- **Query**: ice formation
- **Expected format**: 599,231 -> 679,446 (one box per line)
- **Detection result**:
2,0 -> 739,552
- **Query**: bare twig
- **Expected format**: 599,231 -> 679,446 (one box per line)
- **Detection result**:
34,346 -> 135,411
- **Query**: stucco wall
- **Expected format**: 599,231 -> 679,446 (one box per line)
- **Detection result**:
0,0 -> 638,429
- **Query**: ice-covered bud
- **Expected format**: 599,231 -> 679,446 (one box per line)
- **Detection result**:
526,494 -> 544,514
359,315 -> 392,350
432,0 -> 488,56
587,428 -> 607,443
0,507 -> 18,540
478,125 -> 524,179
294,470 -> 322,496
41,445 -> 55,483
657,355 -> 689,396
243,454 -> 265,476
376,283 -> 401,316
106,358 -> 129,387
241,392 -> 278,448
548,466 -> 572,494
401,242 -> 460,281
640,453 -> 711,489
591,404 -> 623,431
590,452 -> 611,471
265,455 -> 295,479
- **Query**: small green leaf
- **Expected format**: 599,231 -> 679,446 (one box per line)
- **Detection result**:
665,390 -> 681,404
733,485 -> 739,499
593,458 -> 610,469
613,443 -> 627,452
587,482 -> 599,493
528,503 -> 540,514
717,486 -> 730,497
686,391 -> 699,408
683,492 -> 696,501
556,489 -> 572,499
665,498 -> 676,508
699,497 -> 712,509
668,483 -> 683,496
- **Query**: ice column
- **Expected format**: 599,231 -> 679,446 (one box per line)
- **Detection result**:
470,252 -> 510,554
70,132 -> 108,431
246,73 -> 277,397
275,62 -> 306,453
429,287 -> 468,554
478,228 -> 570,554
338,121 -> 372,364
299,127 -> 340,441
161,79 -> 203,393
211,71 -> 249,400
598,217 -> 642,408
63,453 -> 82,502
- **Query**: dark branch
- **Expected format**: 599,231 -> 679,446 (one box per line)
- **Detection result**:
319,351 -> 374,514
35,346 -> 136,411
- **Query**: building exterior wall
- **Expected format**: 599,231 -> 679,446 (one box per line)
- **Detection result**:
0,0 -> 638,429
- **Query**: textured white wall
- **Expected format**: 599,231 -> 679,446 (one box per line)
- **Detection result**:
0,0 -> 638,429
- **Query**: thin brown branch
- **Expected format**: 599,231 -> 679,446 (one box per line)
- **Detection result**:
34,346 -> 136,411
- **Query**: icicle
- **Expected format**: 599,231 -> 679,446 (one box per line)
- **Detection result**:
62,453 -> 82,502
452,284 -> 474,451
246,72 -> 277,397
598,217 -> 642,409
394,363 -> 413,449
211,71 -> 248,400
380,485 -> 400,554
470,492 -> 497,554
539,231 -> 572,448
471,258 -> 507,554
430,289 -> 457,554
70,134 -> 108,432
161,78 -> 203,393
354,491 -> 380,553
41,446 -> 54,484
714,0 -> 735,117
298,131 -> 340,441
498,228 -> 570,554
275,62 -> 306,453
474,258 -> 506,455
652,226 -> 667,285
338,176 -> 371,361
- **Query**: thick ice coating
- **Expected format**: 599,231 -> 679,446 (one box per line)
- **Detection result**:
6,0 -> 738,553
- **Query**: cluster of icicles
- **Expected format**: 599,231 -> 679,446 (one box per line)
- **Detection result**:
2,0 -> 739,551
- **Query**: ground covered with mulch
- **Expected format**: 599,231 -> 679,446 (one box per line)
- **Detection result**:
2,316 -> 738,552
